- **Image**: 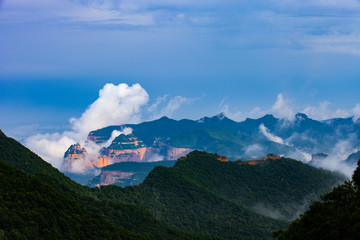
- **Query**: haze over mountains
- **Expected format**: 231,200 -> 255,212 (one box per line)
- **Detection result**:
60,111 -> 360,184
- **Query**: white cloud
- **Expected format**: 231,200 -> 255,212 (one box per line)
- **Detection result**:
219,98 -> 244,121
247,107 -> 265,119
71,83 -> 148,137
23,83 -> 198,173
271,93 -> 295,121
219,93 -> 295,122
25,83 -> 149,172
352,104 -> 360,121
102,128 -> 132,148
314,139 -> 359,178
150,95 -> 196,119
219,94 -> 296,122
302,101 -> 356,121
147,95 -> 168,113
25,132 -> 77,169
244,144 -> 264,157
259,123 -> 285,144
63,127 -> 133,173
218,93 -> 360,123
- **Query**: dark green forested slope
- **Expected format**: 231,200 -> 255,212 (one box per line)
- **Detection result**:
274,161 -> 360,240
97,151 -> 345,228
96,165 -> 287,240
95,151 -> 345,239
95,151 -> 344,239
0,160 -> 144,240
0,130 -> 91,197
0,131 -> 221,240
167,152 -> 345,220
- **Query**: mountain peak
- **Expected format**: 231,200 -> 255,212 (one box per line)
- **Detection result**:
214,112 -> 226,120
159,116 -> 171,120
295,113 -> 309,121
259,114 -> 276,121
197,112 -> 229,123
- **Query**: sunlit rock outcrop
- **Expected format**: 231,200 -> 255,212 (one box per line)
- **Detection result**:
63,134 -> 192,172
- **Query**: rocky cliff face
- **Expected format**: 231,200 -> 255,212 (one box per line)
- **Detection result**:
88,161 -> 177,187
217,155 -> 228,162
238,154 -> 282,166
62,144 -> 87,171
97,170 -> 136,187
63,134 -> 192,172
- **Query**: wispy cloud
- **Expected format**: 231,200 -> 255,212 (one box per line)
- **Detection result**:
303,101 -> 354,121
150,95 -> 197,119
0,0 -> 155,26
147,95 -> 168,113
259,124 -> 285,144
305,33 -> 360,56
271,94 -> 296,121
1,0 -> 359,60
313,138 -> 359,178
219,97 -> 244,121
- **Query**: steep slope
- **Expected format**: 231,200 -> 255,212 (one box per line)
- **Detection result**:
0,131 -> 221,240
95,151 -> 345,239
345,150 -> 360,165
174,152 -> 344,220
0,160 -> 144,240
274,161 -> 360,240
98,168 -> 288,239
0,130 -> 90,197
0,131 -> 347,239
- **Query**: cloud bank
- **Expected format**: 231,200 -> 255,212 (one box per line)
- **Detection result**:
2,0 -> 360,57
312,139 -> 359,178
25,83 -> 149,172
222,93 -> 360,123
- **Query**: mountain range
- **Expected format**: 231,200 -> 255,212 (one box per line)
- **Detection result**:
62,113 -> 360,185
0,130 -> 346,239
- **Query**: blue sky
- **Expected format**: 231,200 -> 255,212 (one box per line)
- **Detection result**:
1,0 -> 360,140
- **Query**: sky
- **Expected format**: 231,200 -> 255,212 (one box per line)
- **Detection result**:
1,0 -> 360,141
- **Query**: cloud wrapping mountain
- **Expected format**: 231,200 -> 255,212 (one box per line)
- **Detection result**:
25,83 -> 148,171
22,83 -> 360,178
70,83 -> 148,138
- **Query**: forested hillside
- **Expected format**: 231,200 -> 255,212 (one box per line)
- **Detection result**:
0,131 -> 346,239
274,160 -> 360,240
